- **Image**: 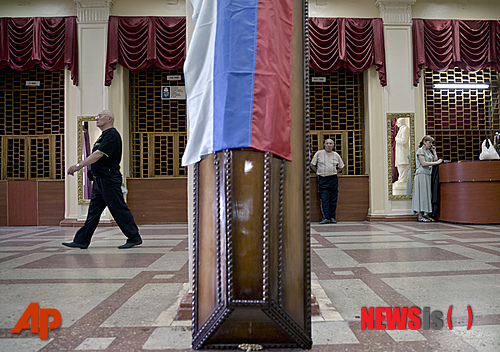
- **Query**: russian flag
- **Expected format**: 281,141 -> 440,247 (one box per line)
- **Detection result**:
182,0 -> 294,166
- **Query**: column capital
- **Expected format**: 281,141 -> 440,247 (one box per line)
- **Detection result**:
375,0 -> 416,25
74,0 -> 115,23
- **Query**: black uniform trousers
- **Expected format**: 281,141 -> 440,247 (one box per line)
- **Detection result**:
74,177 -> 140,246
318,175 -> 339,221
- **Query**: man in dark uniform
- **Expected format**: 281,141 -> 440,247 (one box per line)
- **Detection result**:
63,110 -> 142,249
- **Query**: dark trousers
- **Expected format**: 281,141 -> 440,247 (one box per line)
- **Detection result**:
431,165 -> 440,217
74,177 -> 140,246
318,175 -> 339,220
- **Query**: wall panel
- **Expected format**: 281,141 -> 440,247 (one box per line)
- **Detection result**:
38,180 -> 65,226
126,178 -> 187,224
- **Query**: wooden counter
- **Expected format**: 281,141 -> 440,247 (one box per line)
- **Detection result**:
438,160 -> 500,224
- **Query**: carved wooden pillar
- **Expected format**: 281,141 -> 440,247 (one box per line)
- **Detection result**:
192,0 -> 311,349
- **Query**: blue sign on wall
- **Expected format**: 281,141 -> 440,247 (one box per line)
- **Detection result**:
161,86 -> 186,100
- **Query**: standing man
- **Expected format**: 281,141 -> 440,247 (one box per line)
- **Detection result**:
310,138 -> 344,224
63,110 -> 143,249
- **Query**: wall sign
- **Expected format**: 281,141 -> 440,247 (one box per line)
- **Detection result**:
161,86 -> 186,100
311,77 -> 326,83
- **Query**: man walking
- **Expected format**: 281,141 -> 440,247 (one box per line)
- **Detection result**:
63,110 -> 142,249
310,138 -> 344,224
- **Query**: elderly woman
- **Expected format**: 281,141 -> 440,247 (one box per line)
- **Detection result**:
412,135 -> 443,222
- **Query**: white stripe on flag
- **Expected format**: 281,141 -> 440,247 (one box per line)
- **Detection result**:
182,0 -> 217,166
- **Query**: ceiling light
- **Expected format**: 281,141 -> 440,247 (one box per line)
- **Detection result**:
433,83 -> 489,89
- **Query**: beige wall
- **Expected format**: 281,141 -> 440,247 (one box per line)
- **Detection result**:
309,0 -> 379,18
111,0 -> 186,16
0,0 -> 75,16
413,0 -> 500,20
0,0 -> 186,17
308,0 -> 500,20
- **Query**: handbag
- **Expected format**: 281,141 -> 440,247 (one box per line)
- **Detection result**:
479,139 -> 500,160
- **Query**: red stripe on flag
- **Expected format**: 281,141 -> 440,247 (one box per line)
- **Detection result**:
250,0 -> 294,160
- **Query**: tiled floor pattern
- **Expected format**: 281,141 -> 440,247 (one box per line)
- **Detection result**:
0,222 -> 499,351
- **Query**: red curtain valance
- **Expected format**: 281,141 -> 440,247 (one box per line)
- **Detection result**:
105,16 -> 185,86
0,17 -> 78,85
309,17 -> 387,86
413,19 -> 500,86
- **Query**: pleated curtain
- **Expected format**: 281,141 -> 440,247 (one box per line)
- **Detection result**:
105,16 -> 186,86
0,17 -> 78,85
413,19 -> 500,86
308,17 -> 387,86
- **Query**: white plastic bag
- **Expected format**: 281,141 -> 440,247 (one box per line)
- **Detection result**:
479,139 -> 500,160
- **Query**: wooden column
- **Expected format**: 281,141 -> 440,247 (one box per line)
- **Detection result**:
192,0 -> 311,349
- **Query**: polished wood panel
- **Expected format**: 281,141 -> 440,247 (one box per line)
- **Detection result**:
8,181 -> 37,226
197,155 -> 219,329
0,181 -> 7,226
1,180 -> 64,226
126,178 -> 187,224
438,160 -> 500,224
230,152 -> 265,301
193,149 -> 311,349
37,180 -> 65,226
310,175 -> 369,221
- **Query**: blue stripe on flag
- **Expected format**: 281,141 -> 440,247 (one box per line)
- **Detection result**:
213,0 -> 259,152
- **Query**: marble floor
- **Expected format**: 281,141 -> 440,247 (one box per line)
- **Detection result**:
0,221 -> 499,351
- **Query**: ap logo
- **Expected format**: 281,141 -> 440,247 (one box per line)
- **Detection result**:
11,302 -> 61,339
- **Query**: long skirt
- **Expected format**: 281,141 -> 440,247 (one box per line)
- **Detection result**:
412,173 -> 432,214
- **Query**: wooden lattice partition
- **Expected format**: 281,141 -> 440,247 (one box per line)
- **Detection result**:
424,67 -> 499,162
309,67 -> 365,175
0,67 -> 65,180
129,67 -> 187,178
